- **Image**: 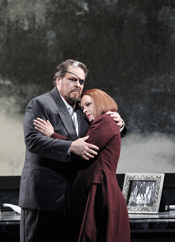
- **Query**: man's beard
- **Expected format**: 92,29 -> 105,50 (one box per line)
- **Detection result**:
66,93 -> 80,106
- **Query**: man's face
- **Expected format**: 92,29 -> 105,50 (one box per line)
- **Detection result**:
56,66 -> 85,107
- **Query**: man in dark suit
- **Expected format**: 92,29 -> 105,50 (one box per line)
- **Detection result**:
19,59 -> 126,242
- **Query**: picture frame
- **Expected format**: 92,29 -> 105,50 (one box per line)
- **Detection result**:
122,173 -> 165,214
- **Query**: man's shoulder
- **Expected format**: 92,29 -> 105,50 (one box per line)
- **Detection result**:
28,88 -> 55,105
26,89 -> 57,113
33,90 -> 51,101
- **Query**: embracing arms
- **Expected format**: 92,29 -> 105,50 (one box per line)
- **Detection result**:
33,111 -> 126,160
27,98 -> 98,161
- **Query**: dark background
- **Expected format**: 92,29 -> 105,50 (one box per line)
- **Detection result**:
0,0 -> 175,175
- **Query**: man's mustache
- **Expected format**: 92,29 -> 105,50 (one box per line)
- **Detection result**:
71,88 -> 81,93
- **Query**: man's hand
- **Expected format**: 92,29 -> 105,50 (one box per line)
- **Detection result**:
106,111 -> 124,129
69,136 -> 99,160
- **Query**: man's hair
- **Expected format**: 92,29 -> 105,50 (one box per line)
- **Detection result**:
81,89 -> 118,119
54,59 -> 89,84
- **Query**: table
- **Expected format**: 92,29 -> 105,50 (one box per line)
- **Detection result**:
129,211 -> 175,241
0,211 -> 20,242
0,211 -> 175,241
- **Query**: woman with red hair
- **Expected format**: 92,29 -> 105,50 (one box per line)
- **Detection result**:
34,89 -> 130,242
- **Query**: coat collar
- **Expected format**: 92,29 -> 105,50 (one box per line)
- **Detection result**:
50,87 -> 78,141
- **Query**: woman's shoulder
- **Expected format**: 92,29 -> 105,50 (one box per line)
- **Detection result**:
95,113 -> 114,122
92,113 -> 115,126
89,113 -> 119,137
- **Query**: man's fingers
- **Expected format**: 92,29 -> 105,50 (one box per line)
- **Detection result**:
82,152 -> 94,160
82,154 -> 90,160
69,137 -> 99,159
116,119 -> 124,128
113,117 -> 121,123
106,111 -> 120,119
82,136 -> 89,141
109,114 -> 120,119
106,111 -> 113,115
86,152 -> 95,159
87,143 -> 99,151
87,148 -> 98,156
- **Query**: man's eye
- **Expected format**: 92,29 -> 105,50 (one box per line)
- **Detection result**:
87,102 -> 91,106
69,78 -> 76,82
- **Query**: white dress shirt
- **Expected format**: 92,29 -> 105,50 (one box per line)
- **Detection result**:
60,95 -> 79,136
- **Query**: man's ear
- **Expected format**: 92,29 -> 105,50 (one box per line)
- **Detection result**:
56,77 -> 61,85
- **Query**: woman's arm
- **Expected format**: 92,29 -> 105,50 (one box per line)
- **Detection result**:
33,115 -> 120,160
24,99 -> 72,162
33,118 -> 68,140
51,133 -> 68,140
33,117 -> 99,160
33,114 -> 120,152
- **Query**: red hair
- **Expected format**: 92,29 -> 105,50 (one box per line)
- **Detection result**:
81,89 -> 118,119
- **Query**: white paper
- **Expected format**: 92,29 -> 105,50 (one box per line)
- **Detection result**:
3,203 -> 21,214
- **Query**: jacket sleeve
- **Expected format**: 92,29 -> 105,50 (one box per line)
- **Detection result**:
85,114 -> 120,151
120,125 -> 127,138
24,98 -> 72,162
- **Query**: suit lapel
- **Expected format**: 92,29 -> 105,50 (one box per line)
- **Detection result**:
50,87 -> 78,141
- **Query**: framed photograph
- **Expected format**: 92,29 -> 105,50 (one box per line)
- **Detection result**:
122,173 -> 165,214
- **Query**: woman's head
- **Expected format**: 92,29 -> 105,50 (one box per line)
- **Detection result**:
81,89 -> 118,122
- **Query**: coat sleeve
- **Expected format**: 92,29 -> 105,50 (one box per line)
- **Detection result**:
121,125 -> 127,138
51,133 -> 68,140
85,114 -> 120,151
24,98 -> 72,162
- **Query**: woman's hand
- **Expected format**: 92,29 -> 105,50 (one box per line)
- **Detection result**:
33,118 -> 54,137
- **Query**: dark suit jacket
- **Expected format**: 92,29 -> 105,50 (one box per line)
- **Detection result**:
18,87 -> 89,211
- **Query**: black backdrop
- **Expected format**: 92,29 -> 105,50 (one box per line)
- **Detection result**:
0,0 -> 175,174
